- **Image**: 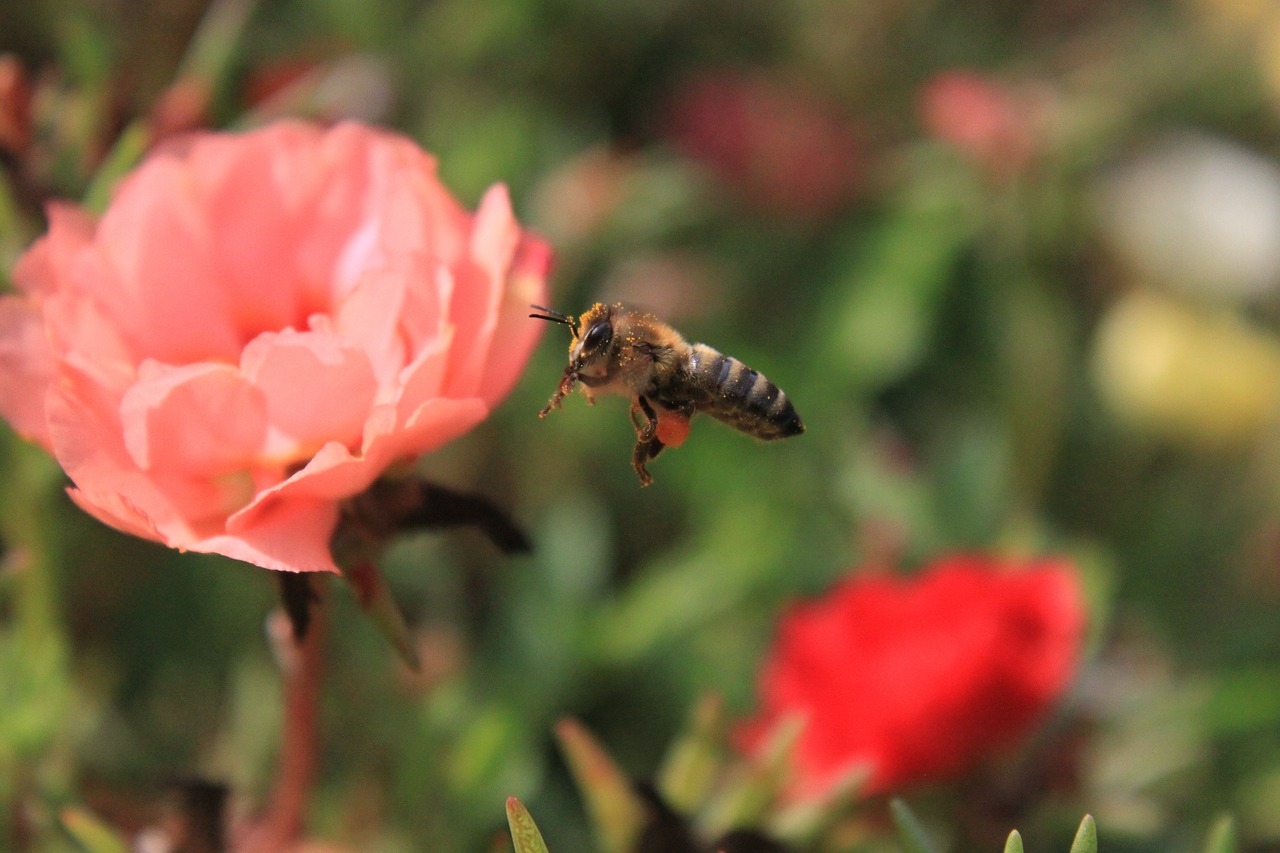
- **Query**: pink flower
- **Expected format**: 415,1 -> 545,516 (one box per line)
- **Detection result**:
0,121 -> 551,573
919,70 -> 1040,177
737,555 -> 1085,798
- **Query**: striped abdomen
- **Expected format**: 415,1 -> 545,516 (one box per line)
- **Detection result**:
677,343 -> 804,440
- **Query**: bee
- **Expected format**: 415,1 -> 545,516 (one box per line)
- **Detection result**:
530,302 -> 804,486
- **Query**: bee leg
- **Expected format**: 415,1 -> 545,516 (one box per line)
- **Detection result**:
632,437 -> 663,487
627,397 -> 646,437
539,367 -> 579,417
630,396 -> 664,486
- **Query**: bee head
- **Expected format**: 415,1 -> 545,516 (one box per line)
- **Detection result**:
572,304 -> 615,368
530,303 -> 615,372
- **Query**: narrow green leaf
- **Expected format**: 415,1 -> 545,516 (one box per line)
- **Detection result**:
1203,814 -> 1238,853
555,718 -> 643,853
1004,829 -> 1024,853
342,560 -> 421,670
1068,815 -> 1097,853
59,807 -> 128,853
178,0 -> 262,82
771,764 -> 866,845
701,713 -> 802,835
0,167 -> 34,273
83,122 -> 150,214
658,693 -> 725,814
506,797 -> 551,853
890,799 -> 940,853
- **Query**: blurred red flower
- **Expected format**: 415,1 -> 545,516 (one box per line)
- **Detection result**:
738,555 -> 1085,797
0,54 -> 32,156
664,70 -> 863,217
0,121 -> 550,573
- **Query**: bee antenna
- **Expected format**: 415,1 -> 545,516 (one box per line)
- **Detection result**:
529,304 -> 579,335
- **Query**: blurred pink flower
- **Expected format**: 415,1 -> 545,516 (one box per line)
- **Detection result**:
919,70 -> 1040,176
665,70 -> 863,217
0,121 -> 551,573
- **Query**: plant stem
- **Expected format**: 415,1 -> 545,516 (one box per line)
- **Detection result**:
241,580 -> 326,853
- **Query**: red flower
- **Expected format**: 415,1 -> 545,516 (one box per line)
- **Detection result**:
664,70 -> 863,217
738,555 -> 1085,797
0,55 -> 32,157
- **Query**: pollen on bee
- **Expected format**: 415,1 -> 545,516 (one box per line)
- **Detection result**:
656,411 -> 691,447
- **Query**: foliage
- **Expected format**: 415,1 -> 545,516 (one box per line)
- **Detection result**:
4,0 -> 1280,850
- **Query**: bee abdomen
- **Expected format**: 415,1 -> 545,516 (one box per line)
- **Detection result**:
685,343 -> 804,440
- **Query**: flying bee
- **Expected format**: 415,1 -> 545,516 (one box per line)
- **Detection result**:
529,302 -> 804,486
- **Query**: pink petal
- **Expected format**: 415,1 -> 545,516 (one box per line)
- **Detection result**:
119,361 -> 268,475
66,484 -> 165,543
227,396 -> 487,535
392,317 -> 454,412
13,208 -> 140,386
48,369 -> 248,547
361,126 -> 469,267
0,296 -> 55,445
395,262 -> 454,370
316,396 -> 488,496
442,184 -> 522,398
394,395 -> 489,458
11,203 -> 97,299
476,232 -> 552,406
195,494 -> 342,573
182,121 -> 324,213
239,325 -> 378,459
49,294 -> 138,396
97,159 -> 243,361
297,123 -> 450,307
334,263 -> 420,388
192,126 -> 327,337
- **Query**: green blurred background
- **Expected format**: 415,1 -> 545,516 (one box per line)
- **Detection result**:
5,0 -> 1280,850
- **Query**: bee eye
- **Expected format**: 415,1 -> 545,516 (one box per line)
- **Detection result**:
582,321 -> 612,352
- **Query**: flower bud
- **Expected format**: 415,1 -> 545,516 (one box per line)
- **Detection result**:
1092,291 -> 1280,445
1097,133 -> 1280,301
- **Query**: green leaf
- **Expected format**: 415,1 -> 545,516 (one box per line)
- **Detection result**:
890,798 -> 940,853
1203,814 -> 1238,853
342,561 -> 421,671
702,713 -> 802,835
816,161 -> 980,393
506,797 -> 551,853
590,498 -> 787,664
1068,815 -> 1097,853
82,122 -> 150,215
59,807 -> 128,853
0,442 -> 71,762
772,765 -> 866,846
554,718 -> 643,853
1004,829 -> 1025,853
0,167 -> 34,273
657,693 -> 726,814
177,0 -> 262,83
1203,668 -> 1280,735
